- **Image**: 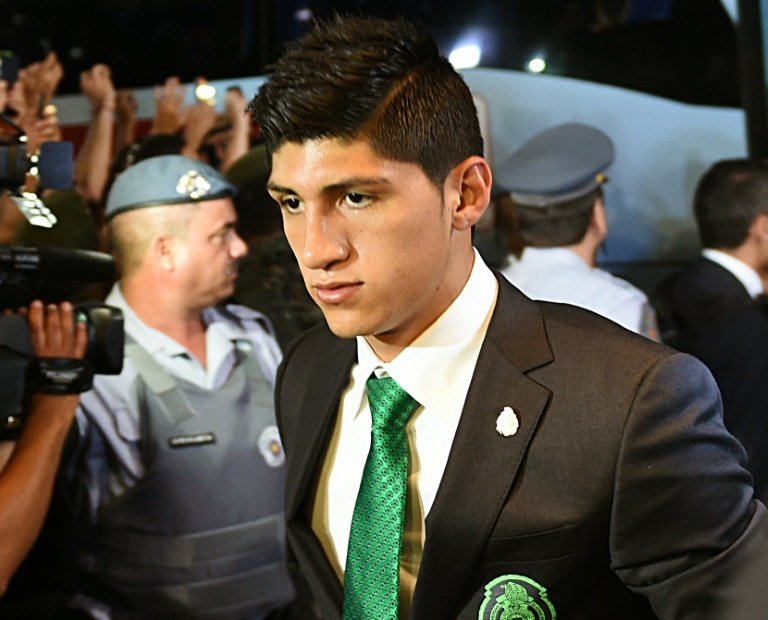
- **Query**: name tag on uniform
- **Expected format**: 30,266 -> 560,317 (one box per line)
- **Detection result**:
168,432 -> 217,448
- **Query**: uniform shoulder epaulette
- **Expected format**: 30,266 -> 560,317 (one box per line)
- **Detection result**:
219,304 -> 276,336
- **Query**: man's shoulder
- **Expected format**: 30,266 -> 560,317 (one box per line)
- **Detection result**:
536,292 -> 656,343
77,353 -> 140,425
591,266 -> 648,300
664,257 -> 742,299
211,303 -> 277,336
497,275 -> 665,353
504,251 -> 648,309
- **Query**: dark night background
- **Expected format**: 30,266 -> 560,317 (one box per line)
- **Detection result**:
0,0 -> 739,106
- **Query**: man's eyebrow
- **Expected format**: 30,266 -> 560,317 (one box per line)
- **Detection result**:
267,176 -> 393,195
211,220 -> 237,235
267,182 -> 294,194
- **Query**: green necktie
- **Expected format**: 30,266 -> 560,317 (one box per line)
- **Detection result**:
342,375 -> 419,620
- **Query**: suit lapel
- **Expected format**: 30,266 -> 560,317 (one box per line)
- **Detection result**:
411,277 -> 554,619
285,334 -> 356,520
283,333 -> 356,619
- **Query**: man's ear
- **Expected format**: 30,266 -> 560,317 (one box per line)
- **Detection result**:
446,156 -> 493,231
154,234 -> 177,272
752,213 -> 768,242
591,197 -> 608,238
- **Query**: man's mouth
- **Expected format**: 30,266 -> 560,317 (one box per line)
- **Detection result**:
313,281 -> 362,304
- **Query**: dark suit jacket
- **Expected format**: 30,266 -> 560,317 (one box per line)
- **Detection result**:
652,257 -> 753,351
276,276 -> 768,619
652,257 -> 768,502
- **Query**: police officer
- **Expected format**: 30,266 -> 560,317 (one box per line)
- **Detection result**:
497,123 -> 658,339
67,155 -> 295,619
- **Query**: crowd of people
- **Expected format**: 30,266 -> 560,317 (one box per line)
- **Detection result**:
1,13 -> 768,619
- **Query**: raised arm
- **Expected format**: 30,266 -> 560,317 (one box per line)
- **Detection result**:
218,87 -> 252,173
73,64 -> 117,203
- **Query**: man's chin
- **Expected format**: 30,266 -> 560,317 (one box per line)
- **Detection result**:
210,284 -> 236,307
325,322 -> 363,340
320,311 -> 370,340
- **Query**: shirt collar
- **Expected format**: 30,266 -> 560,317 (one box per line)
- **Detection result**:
106,283 -> 241,358
702,248 -> 764,298
355,248 -> 498,411
521,246 -> 590,269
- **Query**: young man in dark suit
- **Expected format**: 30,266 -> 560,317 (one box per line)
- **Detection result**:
248,15 -> 768,619
654,159 -> 768,503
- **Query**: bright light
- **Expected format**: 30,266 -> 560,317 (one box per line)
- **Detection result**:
449,44 -> 481,70
527,57 -> 546,73
294,8 -> 313,22
195,83 -> 216,103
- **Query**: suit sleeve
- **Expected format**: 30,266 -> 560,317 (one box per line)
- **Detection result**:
609,351 -> 768,619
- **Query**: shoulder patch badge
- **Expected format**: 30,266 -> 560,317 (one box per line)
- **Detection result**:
478,574 -> 556,620
258,425 -> 285,467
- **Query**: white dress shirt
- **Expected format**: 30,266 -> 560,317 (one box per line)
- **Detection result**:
310,249 -> 498,616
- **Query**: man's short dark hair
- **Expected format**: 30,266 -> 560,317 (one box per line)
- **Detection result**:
694,159 -> 768,249
247,14 -> 484,189
514,189 -> 600,247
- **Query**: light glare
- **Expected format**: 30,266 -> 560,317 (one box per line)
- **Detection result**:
449,44 -> 481,70
294,9 -> 313,22
527,57 -> 546,73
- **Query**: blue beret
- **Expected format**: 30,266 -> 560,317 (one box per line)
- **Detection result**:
496,123 -> 614,207
105,155 -> 236,220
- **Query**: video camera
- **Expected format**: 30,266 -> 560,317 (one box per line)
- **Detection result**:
0,111 -> 124,439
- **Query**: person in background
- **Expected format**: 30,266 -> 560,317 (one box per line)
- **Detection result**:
65,155 -> 296,619
497,123 -> 658,339
0,51 -> 65,244
4,51 -> 63,154
73,64 -> 118,208
653,158 -> 768,503
198,86 -> 256,175
248,14 -> 768,619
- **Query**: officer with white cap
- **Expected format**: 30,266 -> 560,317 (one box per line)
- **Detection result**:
67,155 -> 296,618
497,123 -> 658,339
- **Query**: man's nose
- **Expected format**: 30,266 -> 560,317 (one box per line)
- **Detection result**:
301,209 -> 348,270
230,232 -> 249,258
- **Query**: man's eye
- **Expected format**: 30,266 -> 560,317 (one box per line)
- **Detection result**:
344,193 -> 372,208
280,197 -> 303,213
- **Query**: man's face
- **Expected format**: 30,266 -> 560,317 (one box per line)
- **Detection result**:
175,197 -> 247,308
268,138 -> 471,356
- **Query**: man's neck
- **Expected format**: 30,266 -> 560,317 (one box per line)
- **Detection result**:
564,240 -> 598,267
120,277 -> 208,366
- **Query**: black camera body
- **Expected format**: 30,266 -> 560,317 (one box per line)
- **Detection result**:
0,302 -> 124,438
0,246 -> 125,438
